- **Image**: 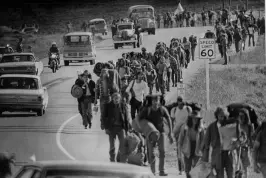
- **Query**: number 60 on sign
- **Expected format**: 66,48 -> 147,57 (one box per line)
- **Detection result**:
199,38 -> 216,59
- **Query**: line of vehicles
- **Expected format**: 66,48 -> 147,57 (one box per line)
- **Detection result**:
0,5 -> 156,118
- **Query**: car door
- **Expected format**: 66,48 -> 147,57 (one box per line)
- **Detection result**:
15,167 -> 42,178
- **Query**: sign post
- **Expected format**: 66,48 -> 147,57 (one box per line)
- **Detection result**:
177,83 -> 186,98
199,38 -> 216,110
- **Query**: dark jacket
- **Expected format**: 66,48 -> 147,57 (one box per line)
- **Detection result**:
103,101 -> 132,131
202,121 -> 223,168
49,46 -> 59,53
75,78 -> 96,102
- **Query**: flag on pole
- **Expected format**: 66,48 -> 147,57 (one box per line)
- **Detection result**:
174,2 -> 184,15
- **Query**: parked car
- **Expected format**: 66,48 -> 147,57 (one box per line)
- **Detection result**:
128,5 -> 156,35
0,74 -> 49,116
0,53 -> 43,76
14,161 -> 154,178
113,22 -> 143,49
21,23 -> 39,34
0,46 -> 14,59
63,32 -> 96,66
88,18 -> 108,35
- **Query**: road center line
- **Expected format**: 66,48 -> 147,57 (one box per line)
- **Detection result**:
56,113 -> 79,160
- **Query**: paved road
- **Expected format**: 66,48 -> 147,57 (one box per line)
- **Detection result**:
0,27 -> 211,176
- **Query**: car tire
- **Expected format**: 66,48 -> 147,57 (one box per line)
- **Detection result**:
114,44 -> 118,49
90,60 -> 95,65
133,42 -> 136,48
152,29 -> 156,35
64,61 -> 69,66
37,107 -> 45,116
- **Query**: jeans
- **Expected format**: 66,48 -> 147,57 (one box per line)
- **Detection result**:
175,137 -> 185,172
215,150 -> 234,178
171,70 -> 178,86
148,83 -> 154,95
167,69 -> 172,91
77,100 -> 82,115
191,47 -> 196,61
147,132 -> 167,174
218,45 -> 228,64
130,97 -> 142,120
158,74 -> 166,95
80,96 -> 93,127
249,34 -> 255,47
235,40 -> 241,53
108,127 -> 127,162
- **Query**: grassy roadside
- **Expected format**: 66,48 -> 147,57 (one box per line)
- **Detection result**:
165,36 -> 266,176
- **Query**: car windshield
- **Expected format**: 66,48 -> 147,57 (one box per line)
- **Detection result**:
0,77 -> 39,90
118,25 -> 132,30
64,36 -> 91,46
130,9 -> 154,19
89,20 -> 105,25
45,170 -> 151,178
0,55 -> 35,63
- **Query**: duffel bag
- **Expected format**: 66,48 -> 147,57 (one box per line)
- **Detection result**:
128,151 -> 145,166
139,119 -> 160,142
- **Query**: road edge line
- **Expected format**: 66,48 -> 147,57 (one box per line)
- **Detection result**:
56,113 -> 79,160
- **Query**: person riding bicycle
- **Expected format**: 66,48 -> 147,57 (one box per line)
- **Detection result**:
48,42 -> 60,66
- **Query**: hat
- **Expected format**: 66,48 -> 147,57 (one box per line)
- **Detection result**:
77,70 -> 83,76
177,96 -> 183,102
81,70 -> 90,76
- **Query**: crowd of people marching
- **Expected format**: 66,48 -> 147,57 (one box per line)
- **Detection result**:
70,23 -> 266,178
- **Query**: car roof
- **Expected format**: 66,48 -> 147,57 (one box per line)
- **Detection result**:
22,161 -> 152,174
2,53 -> 34,57
0,74 -> 40,79
128,5 -> 154,11
65,32 -> 93,36
89,18 -> 106,22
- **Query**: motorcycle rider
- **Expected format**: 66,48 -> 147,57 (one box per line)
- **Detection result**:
4,44 -> 13,54
48,42 -> 60,67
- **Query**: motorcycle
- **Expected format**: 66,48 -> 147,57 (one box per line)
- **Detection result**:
49,53 -> 59,73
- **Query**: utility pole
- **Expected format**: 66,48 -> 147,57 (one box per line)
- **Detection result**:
222,0 -> 225,9
246,0 -> 248,10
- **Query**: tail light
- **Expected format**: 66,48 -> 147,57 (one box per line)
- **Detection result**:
38,96 -> 44,102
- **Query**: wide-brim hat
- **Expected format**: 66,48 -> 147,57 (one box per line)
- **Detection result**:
71,84 -> 83,98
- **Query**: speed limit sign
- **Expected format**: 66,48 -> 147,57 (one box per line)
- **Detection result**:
199,38 -> 216,59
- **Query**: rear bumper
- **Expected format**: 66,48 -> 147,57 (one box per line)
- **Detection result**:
113,40 -> 137,44
63,57 -> 95,61
0,104 -> 43,111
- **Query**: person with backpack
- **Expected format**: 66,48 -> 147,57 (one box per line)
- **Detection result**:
178,112 -> 205,178
170,96 -> 192,175
248,23 -> 256,47
139,94 -> 174,176
236,108 -> 254,178
253,121 -> 266,178
233,25 -> 242,53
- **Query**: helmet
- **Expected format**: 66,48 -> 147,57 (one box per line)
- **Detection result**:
6,44 -> 10,47
52,42 -> 56,46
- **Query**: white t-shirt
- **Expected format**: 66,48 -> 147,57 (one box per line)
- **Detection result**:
171,106 -> 190,134
126,80 -> 149,102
